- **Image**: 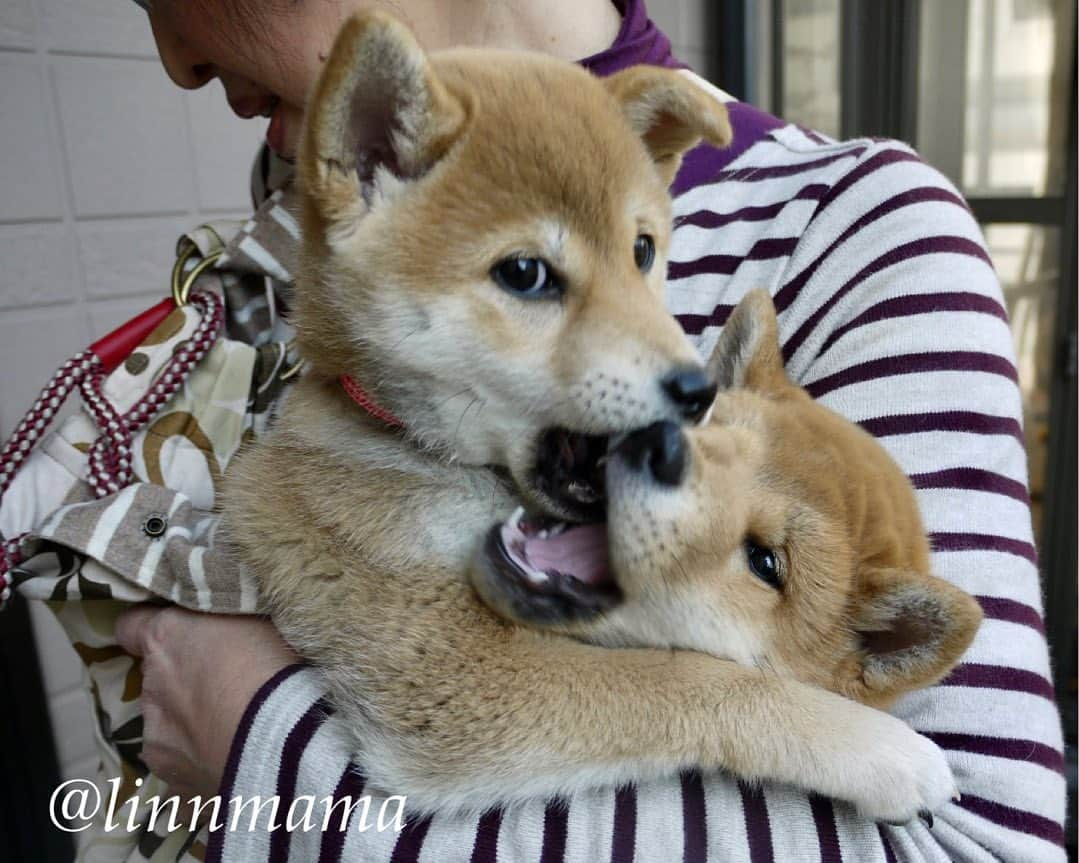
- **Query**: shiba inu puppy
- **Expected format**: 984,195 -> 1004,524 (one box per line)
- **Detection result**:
473,288 -> 983,714
224,11 -> 975,825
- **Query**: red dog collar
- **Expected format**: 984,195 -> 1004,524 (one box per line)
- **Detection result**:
339,374 -> 406,430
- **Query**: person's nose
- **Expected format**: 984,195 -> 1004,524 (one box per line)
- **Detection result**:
148,11 -> 215,90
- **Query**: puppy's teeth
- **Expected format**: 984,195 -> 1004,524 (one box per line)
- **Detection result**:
567,480 -> 599,503
596,455 -> 609,467
538,530 -> 549,540
526,569 -> 549,585
509,506 -> 525,530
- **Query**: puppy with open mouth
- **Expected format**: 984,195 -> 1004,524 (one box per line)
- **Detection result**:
473,289 -> 981,715
223,11 -> 976,824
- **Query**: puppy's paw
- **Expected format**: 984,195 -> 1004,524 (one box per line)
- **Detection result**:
839,715 -> 957,824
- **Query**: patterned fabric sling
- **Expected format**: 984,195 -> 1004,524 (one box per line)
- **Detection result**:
0,172 -> 302,862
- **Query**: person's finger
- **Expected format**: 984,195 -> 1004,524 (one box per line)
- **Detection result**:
115,604 -> 168,656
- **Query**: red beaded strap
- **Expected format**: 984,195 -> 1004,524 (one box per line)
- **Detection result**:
0,289 -> 223,604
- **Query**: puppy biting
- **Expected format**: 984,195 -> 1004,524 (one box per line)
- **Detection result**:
223,12 -> 974,826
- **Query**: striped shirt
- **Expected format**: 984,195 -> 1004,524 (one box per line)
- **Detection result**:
208,1 -> 1066,860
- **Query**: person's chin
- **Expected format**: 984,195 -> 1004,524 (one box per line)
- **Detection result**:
266,105 -> 297,159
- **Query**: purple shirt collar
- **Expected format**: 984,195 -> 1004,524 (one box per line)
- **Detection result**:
580,0 -> 683,75
579,0 -> 786,195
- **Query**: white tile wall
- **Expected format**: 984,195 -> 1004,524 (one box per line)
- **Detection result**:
0,0 -> 264,783
0,57 -> 64,220
0,0 -> 35,51
1,0 -> 708,786
77,216 -> 193,299
55,57 -> 198,217
38,0 -> 157,57
0,222 -> 78,307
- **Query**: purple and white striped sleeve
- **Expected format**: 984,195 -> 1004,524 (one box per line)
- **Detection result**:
769,139 -> 1067,861
658,121 -> 1066,860
204,664 -> 366,863
663,131 -> 1066,861
209,135 -> 1065,863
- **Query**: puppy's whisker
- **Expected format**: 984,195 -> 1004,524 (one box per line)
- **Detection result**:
453,396 -> 484,444
519,391 -> 578,420
671,551 -> 690,583
388,326 -> 426,352
434,386 -> 476,411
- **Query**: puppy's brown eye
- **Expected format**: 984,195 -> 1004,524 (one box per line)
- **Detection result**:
634,234 -> 655,272
746,540 -> 781,589
491,257 -> 561,299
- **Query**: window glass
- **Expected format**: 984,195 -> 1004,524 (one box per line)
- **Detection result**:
984,223 -> 1061,541
781,0 -> 841,137
918,0 -> 1074,196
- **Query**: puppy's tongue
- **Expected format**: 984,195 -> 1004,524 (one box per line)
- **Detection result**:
523,523 -> 609,585
501,512 -> 611,586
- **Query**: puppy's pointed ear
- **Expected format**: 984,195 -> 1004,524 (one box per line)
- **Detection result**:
300,11 -> 467,232
849,568 -> 982,705
706,289 -> 788,392
604,68 -> 732,185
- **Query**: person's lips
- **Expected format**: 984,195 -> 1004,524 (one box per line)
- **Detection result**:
228,94 -> 278,120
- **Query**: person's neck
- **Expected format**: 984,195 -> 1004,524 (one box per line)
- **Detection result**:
442,0 -> 623,61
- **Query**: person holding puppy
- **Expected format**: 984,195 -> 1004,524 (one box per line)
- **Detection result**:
113,0 -> 1065,861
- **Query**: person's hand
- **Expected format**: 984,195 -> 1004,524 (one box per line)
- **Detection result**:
115,605 -> 299,801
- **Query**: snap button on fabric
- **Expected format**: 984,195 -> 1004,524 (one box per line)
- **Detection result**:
142,513 -> 168,538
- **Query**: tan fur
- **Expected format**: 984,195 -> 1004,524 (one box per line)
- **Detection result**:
224,12 -> 971,822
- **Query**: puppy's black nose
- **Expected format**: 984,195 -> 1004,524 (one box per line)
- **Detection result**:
616,421 -> 686,486
662,368 -> 717,422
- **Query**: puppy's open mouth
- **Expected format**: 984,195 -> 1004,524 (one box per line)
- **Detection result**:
485,508 -> 621,619
477,428 -> 625,622
531,428 -> 609,521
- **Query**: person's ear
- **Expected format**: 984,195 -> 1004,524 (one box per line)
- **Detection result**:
299,10 -> 468,235
603,67 -> 732,186
706,288 -> 788,392
848,568 -> 982,705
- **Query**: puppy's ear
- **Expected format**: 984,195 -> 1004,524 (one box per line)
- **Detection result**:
300,11 -> 467,233
604,67 -> 732,185
706,289 -> 788,392
848,568 -> 982,705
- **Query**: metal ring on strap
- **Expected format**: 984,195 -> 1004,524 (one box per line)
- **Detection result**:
172,249 -> 223,307
170,243 -> 198,305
